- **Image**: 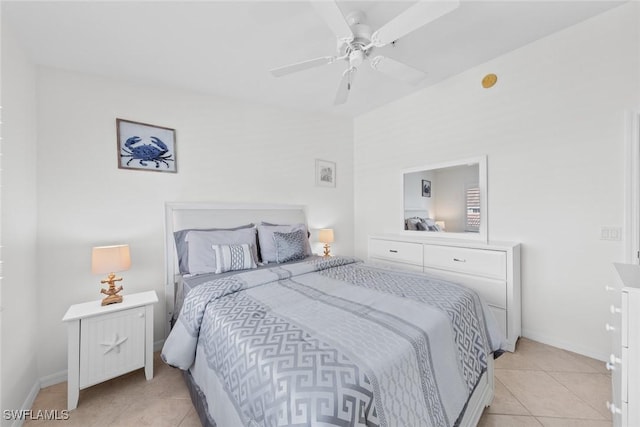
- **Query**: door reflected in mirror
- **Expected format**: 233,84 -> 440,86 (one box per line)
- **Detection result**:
402,156 -> 487,241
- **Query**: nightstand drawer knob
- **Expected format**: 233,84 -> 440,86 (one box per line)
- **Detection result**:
139,313 -> 144,318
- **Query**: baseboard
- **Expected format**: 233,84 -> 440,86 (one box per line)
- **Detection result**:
39,370 -> 67,388
522,329 -> 609,362
10,380 -> 40,427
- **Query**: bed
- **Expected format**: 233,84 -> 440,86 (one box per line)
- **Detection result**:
161,202 -> 502,427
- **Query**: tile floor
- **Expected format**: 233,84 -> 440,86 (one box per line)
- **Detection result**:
23,338 -> 611,426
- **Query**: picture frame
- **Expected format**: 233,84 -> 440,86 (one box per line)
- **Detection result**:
315,159 -> 336,188
422,179 -> 431,197
116,118 -> 177,173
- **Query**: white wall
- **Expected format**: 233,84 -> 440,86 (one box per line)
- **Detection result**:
35,68 -> 354,379
354,2 -> 640,359
1,22 -> 40,422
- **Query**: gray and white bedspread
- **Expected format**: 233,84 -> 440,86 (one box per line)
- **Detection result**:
162,256 -> 503,427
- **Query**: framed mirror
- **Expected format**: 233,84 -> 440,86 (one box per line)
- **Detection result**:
402,156 -> 487,242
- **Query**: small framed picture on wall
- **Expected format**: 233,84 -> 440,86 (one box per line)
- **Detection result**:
422,180 -> 431,197
117,118 -> 177,173
316,159 -> 336,188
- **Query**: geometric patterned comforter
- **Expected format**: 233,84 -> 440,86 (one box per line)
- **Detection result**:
162,256 -> 503,427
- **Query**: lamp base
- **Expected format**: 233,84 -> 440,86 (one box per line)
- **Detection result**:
322,243 -> 332,258
100,273 -> 124,306
101,294 -> 123,306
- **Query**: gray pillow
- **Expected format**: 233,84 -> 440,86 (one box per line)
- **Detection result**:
273,230 -> 308,263
174,223 -> 254,274
185,228 -> 257,275
257,223 -> 311,263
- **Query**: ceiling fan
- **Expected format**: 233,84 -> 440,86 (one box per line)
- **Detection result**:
270,0 -> 460,105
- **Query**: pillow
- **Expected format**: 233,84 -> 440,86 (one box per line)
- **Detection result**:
257,223 -> 312,263
212,243 -> 257,274
261,222 -> 311,238
174,223 -> 254,274
405,218 -> 421,230
420,218 -> 441,232
273,229 -> 308,263
185,228 -> 257,275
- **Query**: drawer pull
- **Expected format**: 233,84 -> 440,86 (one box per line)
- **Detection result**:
610,305 -> 621,314
605,323 -> 616,332
453,258 -> 467,263
389,250 -> 398,253
609,354 -> 622,365
606,362 -> 616,371
605,285 -> 615,292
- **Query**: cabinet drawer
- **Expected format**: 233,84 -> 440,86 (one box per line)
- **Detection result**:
80,307 -> 146,388
488,305 -> 507,340
424,266 -> 507,309
369,238 -> 423,266
423,245 -> 506,280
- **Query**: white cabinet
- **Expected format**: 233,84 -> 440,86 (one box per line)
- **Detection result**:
609,264 -> 640,426
369,235 -> 521,352
62,291 -> 158,410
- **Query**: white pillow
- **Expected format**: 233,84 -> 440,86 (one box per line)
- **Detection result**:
212,243 -> 257,274
186,228 -> 257,275
257,223 -> 312,263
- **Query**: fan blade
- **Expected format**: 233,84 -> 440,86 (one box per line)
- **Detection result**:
371,0 -> 460,47
334,68 -> 356,105
370,56 -> 427,85
311,1 -> 354,43
270,56 -> 336,77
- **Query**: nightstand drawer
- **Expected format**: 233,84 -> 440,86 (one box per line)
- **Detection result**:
423,245 -> 506,280
369,238 -> 423,266
79,307 -> 146,388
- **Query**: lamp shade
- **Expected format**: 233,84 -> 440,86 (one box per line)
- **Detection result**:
91,245 -> 131,275
318,229 -> 334,244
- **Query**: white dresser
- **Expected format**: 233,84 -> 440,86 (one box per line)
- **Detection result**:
608,263 -> 640,426
368,235 -> 521,352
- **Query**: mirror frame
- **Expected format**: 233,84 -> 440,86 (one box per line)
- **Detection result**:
401,155 -> 488,242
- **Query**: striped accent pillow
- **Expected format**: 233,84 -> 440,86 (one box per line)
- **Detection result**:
211,243 -> 257,274
273,229 -> 308,263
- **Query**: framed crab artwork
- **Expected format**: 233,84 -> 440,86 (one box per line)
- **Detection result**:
116,118 -> 177,173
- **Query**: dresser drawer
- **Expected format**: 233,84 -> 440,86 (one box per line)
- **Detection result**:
424,266 -> 507,309
488,305 -> 507,340
423,245 -> 506,280
369,238 -> 423,266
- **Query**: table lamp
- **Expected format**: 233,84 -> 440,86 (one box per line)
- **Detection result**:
318,229 -> 334,257
92,244 -> 131,306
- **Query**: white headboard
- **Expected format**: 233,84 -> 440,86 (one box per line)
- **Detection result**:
163,202 -> 307,335
404,208 -> 429,218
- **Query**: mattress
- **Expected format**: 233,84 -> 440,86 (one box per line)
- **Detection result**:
163,256 -> 503,427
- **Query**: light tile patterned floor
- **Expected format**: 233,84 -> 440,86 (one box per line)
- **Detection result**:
23,338 -> 610,426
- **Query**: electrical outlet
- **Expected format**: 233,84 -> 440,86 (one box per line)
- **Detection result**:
601,226 -> 622,241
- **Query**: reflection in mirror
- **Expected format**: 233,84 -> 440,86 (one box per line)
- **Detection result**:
402,156 -> 487,241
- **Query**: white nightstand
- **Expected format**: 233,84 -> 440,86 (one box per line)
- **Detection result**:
62,290 -> 158,410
